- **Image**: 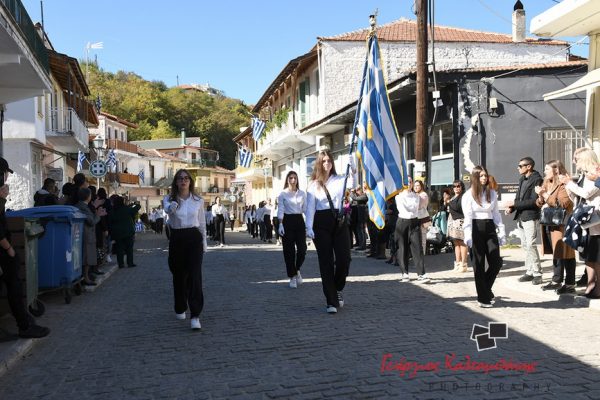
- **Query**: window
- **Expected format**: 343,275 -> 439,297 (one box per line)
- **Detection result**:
543,127 -> 589,176
314,69 -> 320,115
297,78 -> 310,128
107,127 -> 112,139
404,120 -> 453,160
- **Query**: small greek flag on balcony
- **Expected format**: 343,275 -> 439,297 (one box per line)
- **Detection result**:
239,148 -> 253,168
251,117 -> 266,141
106,149 -> 117,169
138,169 -> 145,184
77,150 -> 87,172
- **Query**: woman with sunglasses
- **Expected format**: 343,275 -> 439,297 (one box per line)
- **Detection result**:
277,171 -> 307,288
306,150 -> 355,314
163,170 -> 207,330
462,165 -> 506,308
448,180 -> 468,273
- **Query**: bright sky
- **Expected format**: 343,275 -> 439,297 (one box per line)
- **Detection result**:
23,0 -> 586,105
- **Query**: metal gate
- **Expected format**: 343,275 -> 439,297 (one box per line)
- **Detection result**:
543,127 -> 589,176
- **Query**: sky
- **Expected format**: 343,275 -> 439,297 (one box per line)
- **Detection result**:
22,0 -> 587,105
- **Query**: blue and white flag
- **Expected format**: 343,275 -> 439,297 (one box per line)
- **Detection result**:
239,147 -> 253,168
77,150 -> 87,172
106,149 -> 117,169
138,169 -> 145,184
355,34 -> 408,230
251,117 -> 266,141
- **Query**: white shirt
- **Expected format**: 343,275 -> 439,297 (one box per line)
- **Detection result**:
416,191 -> 429,219
263,203 -> 272,216
565,178 -> 600,236
306,174 -> 353,231
461,189 -> 505,245
163,194 -> 207,250
395,189 -> 420,219
277,189 -> 307,219
211,203 -> 225,217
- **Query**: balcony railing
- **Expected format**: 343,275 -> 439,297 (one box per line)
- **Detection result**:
106,172 -> 139,185
47,107 -> 88,148
0,0 -> 49,72
107,139 -> 138,154
187,159 -> 218,167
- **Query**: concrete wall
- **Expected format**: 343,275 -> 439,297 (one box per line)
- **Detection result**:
5,141 -> 35,210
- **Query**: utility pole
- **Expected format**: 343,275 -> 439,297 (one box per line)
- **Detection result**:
415,0 -> 428,169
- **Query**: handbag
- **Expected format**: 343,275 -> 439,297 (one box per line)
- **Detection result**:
426,225 -> 443,244
324,186 -> 349,232
540,206 -> 567,226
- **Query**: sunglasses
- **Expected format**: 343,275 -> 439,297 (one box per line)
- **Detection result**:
517,164 -> 529,168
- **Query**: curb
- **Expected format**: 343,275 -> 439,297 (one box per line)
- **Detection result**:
0,336 -> 33,378
82,262 -> 119,293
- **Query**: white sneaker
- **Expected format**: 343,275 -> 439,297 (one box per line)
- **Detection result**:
190,317 -> 201,330
417,274 -> 431,283
289,276 -> 297,288
337,291 -> 344,308
326,305 -> 337,314
175,312 -> 186,320
296,271 -> 303,285
106,254 -> 112,263
220,243 -> 224,248
401,273 -> 410,283
478,302 -> 493,308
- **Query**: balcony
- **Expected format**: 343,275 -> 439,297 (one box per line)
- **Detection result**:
235,159 -> 268,182
45,107 -> 89,152
107,139 -> 138,154
106,172 -> 139,185
0,0 -> 52,104
257,113 -> 314,158
186,159 -> 218,168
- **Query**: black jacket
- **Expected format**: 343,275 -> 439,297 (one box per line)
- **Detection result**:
513,170 -> 543,222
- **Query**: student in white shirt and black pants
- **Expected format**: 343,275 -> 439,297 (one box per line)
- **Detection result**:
462,165 -> 506,308
306,150 -> 354,314
277,171 -> 307,289
164,169 -> 208,330
395,177 -> 428,283
211,196 -> 226,247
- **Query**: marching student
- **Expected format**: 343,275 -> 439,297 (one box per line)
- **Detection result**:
277,171 -> 307,289
462,165 -> 506,308
164,169 -> 207,330
306,149 -> 355,314
211,196 -> 226,247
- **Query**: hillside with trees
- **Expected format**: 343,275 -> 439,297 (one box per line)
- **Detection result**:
85,63 -> 250,169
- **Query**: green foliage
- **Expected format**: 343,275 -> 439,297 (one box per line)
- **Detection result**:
265,107 -> 290,133
85,63 -> 251,169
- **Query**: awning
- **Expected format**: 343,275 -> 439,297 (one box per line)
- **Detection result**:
543,68 -> 600,101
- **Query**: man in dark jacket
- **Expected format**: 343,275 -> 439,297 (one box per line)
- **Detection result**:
0,157 -> 50,338
506,156 -> 543,285
33,178 -> 58,206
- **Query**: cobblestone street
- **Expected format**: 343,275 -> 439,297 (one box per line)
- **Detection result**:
1,231 -> 599,399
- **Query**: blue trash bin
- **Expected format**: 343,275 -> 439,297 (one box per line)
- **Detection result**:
7,206 -> 86,303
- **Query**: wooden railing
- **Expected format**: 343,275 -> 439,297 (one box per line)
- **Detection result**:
106,172 -> 139,185
107,139 -> 138,154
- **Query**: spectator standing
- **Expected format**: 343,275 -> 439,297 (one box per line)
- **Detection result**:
448,180 -> 468,273
109,196 -> 141,268
506,157 -> 544,285
74,187 -> 106,286
34,178 -> 58,206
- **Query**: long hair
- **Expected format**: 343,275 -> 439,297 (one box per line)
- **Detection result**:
283,170 -> 300,191
576,148 -> 599,174
544,159 -> 567,190
169,169 -> 198,201
310,149 -> 337,187
470,165 -> 491,206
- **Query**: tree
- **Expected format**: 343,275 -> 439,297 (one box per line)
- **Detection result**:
151,120 -> 177,139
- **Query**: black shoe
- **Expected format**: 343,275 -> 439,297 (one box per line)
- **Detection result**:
128,264 -> 137,268
19,324 -> 50,339
92,269 -> 105,275
584,292 -> 600,299
532,276 -> 543,285
118,265 -> 125,269
518,274 -> 534,282
576,275 -> 588,287
542,282 -> 561,291
83,280 -> 97,286
385,258 -> 394,264
556,285 -> 576,295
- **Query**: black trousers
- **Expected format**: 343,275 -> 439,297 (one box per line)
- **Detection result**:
156,218 -> 164,234
168,228 -> 204,317
471,219 -> 502,304
264,215 -> 273,240
395,218 -> 425,275
282,214 -> 307,277
215,214 -> 226,244
114,235 -> 134,267
313,210 -> 351,307
273,217 -> 280,242
0,251 -> 29,330
552,258 -> 576,285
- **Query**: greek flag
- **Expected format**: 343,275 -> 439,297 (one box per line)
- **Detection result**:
355,34 -> 408,229
77,150 -> 87,172
106,149 -> 117,169
251,117 -> 266,141
138,169 -> 145,184
239,147 -> 253,168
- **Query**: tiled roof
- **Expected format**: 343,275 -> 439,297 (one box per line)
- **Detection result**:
100,112 -> 138,129
132,138 -> 199,149
319,18 -> 567,46
439,60 -> 588,74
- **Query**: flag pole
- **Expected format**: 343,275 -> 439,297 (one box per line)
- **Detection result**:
339,14 -> 377,214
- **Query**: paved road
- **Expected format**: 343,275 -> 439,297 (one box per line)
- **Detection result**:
0,231 -> 599,399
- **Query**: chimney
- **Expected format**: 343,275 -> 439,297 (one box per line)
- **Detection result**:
512,1 -> 526,43
181,128 -> 186,146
